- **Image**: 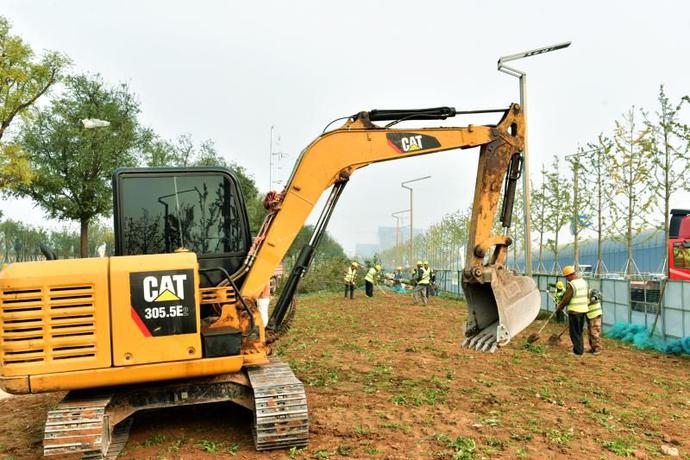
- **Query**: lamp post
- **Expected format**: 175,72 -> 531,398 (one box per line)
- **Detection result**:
269,126 -> 287,190
401,176 -> 431,266
392,209 -> 410,266
498,41 -> 571,277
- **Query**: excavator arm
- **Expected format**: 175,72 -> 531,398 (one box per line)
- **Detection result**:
237,103 -> 539,351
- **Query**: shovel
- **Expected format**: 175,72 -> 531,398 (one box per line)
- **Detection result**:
548,325 -> 568,345
526,309 -> 557,344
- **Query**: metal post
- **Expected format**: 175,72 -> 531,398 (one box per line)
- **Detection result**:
519,74 -> 533,277
498,41 -> 571,277
401,176 -> 431,267
269,126 -> 274,190
392,209 -> 410,267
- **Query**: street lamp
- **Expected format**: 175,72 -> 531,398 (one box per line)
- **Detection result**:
269,126 -> 288,190
392,209 -> 410,266
401,176 -> 431,266
81,118 -> 110,129
498,41 -> 571,277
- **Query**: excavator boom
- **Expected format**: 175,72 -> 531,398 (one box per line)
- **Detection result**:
240,103 -> 540,350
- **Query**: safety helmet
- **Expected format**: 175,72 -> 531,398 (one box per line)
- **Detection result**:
375,264 -> 382,271
396,266 -> 402,271
416,260 -> 423,265
351,261 -> 359,267
562,265 -> 576,277
555,281 -> 564,290
423,260 -> 429,265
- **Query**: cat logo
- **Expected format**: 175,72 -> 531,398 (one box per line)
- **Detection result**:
400,135 -> 424,152
386,132 -> 441,154
143,274 -> 188,302
130,269 -> 197,337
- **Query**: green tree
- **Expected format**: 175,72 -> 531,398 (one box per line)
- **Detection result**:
16,74 -> 142,257
531,168 -> 548,273
643,85 -> 690,245
543,155 -> 571,273
567,147 -> 592,271
583,134 -> 616,275
0,16 -> 69,189
611,107 -> 654,275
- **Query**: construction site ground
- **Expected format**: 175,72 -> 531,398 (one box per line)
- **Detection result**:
1,292 -> 688,459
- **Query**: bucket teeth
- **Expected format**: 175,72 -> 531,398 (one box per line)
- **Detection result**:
461,329 -> 498,353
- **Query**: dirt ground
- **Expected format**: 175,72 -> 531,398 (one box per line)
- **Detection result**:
1,291 -> 689,459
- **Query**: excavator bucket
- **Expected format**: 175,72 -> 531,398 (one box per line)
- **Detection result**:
462,267 -> 541,352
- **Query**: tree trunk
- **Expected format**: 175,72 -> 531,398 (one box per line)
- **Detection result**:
80,218 -> 89,258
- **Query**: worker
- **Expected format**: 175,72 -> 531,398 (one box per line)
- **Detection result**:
554,281 -> 566,323
555,265 -> 589,356
343,261 -> 359,299
424,260 -> 436,297
364,264 -> 381,298
412,260 -> 430,305
586,288 -> 603,354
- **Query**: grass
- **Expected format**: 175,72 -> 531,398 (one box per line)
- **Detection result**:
602,437 -> 636,457
142,433 -> 168,447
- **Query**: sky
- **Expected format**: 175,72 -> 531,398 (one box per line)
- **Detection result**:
2,0 -> 690,255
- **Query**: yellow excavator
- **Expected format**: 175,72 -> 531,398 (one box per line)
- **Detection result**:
0,103 -> 540,457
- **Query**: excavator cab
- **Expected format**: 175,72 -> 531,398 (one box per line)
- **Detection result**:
112,167 -> 252,287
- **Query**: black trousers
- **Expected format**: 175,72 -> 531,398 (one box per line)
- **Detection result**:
568,312 -> 586,355
365,281 -> 374,297
344,283 -> 354,299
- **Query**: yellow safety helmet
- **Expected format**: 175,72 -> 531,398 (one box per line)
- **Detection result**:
416,260 -> 423,265
396,266 -> 402,271
562,265 -> 576,277
375,264 -> 382,271
423,260 -> 429,265
556,281 -> 564,290
351,261 -> 359,267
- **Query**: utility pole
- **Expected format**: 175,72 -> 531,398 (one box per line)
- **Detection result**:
498,41 -> 571,276
392,209 -> 410,266
401,176 -> 431,266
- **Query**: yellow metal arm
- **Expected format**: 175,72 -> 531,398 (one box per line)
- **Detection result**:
240,104 -> 524,299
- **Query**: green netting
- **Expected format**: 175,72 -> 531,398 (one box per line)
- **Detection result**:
606,322 -> 690,355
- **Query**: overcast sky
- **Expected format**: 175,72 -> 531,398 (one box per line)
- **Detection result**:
2,0 -> 690,254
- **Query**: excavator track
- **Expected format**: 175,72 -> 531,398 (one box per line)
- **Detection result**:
43,392 -> 116,458
247,358 -> 309,450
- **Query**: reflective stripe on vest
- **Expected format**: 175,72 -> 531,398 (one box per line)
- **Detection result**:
587,301 -> 602,319
567,278 -> 589,313
344,268 -> 356,283
365,268 -> 376,283
418,267 -> 430,285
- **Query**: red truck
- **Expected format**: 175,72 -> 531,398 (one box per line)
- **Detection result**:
669,209 -> 690,280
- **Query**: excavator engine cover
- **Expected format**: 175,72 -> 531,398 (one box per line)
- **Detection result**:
462,266 -> 540,352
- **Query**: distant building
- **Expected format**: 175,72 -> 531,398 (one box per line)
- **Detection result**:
355,243 -> 380,259
377,226 -> 424,251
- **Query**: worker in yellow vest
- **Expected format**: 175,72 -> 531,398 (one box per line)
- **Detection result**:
554,280 -> 566,323
587,289 -> 603,354
343,261 -> 359,300
364,264 -> 381,298
412,260 -> 430,305
556,265 -> 589,355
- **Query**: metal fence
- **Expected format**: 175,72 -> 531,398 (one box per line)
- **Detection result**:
534,274 -> 690,340
435,270 -> 690,340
